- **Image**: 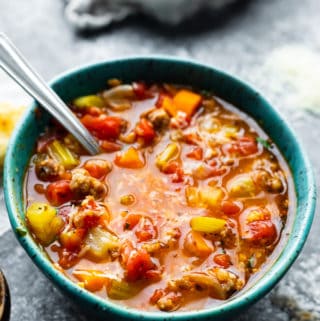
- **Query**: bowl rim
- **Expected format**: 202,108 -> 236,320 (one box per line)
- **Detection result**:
4,56 -> 316,320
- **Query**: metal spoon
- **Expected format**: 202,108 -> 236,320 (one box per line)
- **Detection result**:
0,33 -> 99,155
0,269 -> 10,321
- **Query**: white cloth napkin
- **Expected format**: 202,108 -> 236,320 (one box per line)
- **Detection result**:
65,0 -> 236,30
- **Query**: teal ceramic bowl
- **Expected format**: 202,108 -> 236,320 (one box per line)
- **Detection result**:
4,57 -> 316,320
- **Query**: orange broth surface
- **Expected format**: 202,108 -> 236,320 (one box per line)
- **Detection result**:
24,82 -> 295,312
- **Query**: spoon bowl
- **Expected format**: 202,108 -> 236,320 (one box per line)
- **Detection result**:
0,33 -> 99,155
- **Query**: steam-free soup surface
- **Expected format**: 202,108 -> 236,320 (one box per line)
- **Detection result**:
24,81 -> 294,312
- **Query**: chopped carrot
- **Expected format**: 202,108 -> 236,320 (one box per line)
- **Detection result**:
214,254 -> 231,268
186,147 -> 203,160
73,270 -> 109,292
115,147 -> 144,169
161,96 -> 177,117
173,90 -> 202,118
184,231 -> 212,257
159,90 -> 202,118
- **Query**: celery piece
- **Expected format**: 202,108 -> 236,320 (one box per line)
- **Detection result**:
48,140 -> 79,169
107,279 -> 138,300
85,227 -> 119,260
228,174 -> 256,198
199,187 -> 224,209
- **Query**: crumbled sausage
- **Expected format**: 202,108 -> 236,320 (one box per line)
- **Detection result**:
70,168 -> 108,200
147,108 -> 170,131
253,169 -> 284,193
73,197 -> 110,228
163,227 -> 181,248
155,292 -> 183,312
34,154 -> 65,181
150,268 -> 243,309
142,241 -> 168,254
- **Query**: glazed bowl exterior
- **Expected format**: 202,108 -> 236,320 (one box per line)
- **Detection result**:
4,57 -> 316,320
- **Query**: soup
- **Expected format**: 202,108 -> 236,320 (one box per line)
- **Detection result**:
24,81 -> 294,312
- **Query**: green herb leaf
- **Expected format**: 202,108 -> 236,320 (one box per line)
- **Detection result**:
256,137 -> 272,149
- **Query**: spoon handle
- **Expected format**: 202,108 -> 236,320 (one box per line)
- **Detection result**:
0,33 -> 99,155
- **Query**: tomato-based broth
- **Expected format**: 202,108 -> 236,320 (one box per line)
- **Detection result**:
24,81 -> 295,312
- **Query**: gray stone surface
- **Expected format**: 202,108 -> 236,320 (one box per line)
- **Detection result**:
0,0 -> 320,320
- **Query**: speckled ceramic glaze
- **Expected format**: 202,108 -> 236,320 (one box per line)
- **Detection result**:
4,57 -> 316,320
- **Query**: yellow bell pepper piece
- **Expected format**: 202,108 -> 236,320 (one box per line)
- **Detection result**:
156,142 -> 180,170
190,216 -> 226,233
26,202 -> 63,246
228,174 -> 256,198
199,187 -> 224,209
185,186 -> 200,207
186,186 -> 224,209
73,95 -> 104,108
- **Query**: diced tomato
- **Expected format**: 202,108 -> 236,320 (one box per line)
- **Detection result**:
57,248 -> 80,269
119,240 -> 134,266
171,167 -> 184,183
83,159 -> 112,179
150,289 -> 166,305
214,254 -> 231,268
45,180 -> 73,206
186,147 -> 203,160
245,220 -> 277,243
100,140 -> 122,152
144,269 -> 162,281
83,215 -> 101,229
60,228 -> 86,251
126,249 -> 156,282
184,132 -> 201,145
135,118 -> 156,144
209,166 -> 228,177
155,93 -> 166,108
224,136 -> 258,156
124,214 -> 142,230
81,114 -> 123,140
221,201 -> 242,215
135,217 -> 157,242
237,137 -> 259,155
162,161 -> 180,174
162,161 -> 184,183
132,82 -> 149,99
86,106 -> 103,116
